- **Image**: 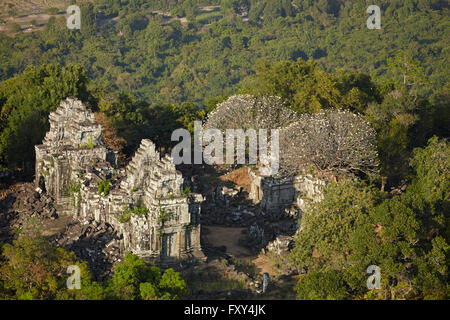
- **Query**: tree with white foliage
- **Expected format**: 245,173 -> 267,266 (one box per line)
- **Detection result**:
204,95 -> 299,131
203,95 -> 379,178
279,110 -> 379,177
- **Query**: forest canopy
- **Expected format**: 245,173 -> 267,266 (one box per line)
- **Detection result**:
0,0 -> 448,105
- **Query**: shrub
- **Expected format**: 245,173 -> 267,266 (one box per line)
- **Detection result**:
119,205 -> 149,223
106,253 -> 187,300
118,211 -> 131,223
46,7 -> 60,15
158,206 -> 173,223
81,136 -> 95,149
65,180 -> 81,196
183,186 -> 191,198
295,270 -> 347,300
97,179 -> 111,196
9,23 -> 21,33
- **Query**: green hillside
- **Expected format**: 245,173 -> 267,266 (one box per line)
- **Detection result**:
0,0 -> 448,105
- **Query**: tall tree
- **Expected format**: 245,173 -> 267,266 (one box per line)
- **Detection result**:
0,64 -> 90,171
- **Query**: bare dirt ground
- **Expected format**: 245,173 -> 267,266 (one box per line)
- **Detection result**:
0,12 -> 68,33
219,167 -> 252,194
198,6 -> 221,12
202,225 -> 278,278
151,10 -> 188,25
3,13 -> 52,24
203,225 -> 252,258
200,226 -> 296,300
252,254 -> 276,275
40,213 -> 73,237
0,0 -> 70,17
0,0 -> 87,33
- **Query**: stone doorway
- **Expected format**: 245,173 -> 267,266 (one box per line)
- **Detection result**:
161,233 -> 176,258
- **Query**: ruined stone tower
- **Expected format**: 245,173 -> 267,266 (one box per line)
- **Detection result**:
35,98 -> 204,264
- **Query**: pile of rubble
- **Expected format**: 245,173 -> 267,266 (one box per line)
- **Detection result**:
0,182 -> 123,280
0,183 -> 58,241
200,183 -> 300,254
201,186 -> 254,226
182,258 -> 263,299
12,184 -> 57,219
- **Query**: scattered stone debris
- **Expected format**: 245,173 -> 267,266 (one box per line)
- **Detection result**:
264,235 -> 294,256
182,258 -> 263,299
54,219 -> 123,281
0,182 -> 121,280
13,184 -> 57,220
200,176 -> 301,254
0,183 -> 57,241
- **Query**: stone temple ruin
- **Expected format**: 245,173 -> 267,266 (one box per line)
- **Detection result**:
248,169 -> 325,214
35,98 -> 204,265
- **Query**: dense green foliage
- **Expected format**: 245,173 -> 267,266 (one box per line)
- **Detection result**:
0,64 -> 89,171
0,1 -> 448,103
0,236 -> 104,300
105,252 -> 187,300
291,137 -> 449,300
243,58 -> 381,114
0,1 -> 448,179
0,237 -> 187,300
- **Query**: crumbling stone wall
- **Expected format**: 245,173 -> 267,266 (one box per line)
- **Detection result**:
248,168 -> 325,214
35,98 -> 204,265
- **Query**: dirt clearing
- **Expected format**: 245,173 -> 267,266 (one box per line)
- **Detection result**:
203,225 -> 252,258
